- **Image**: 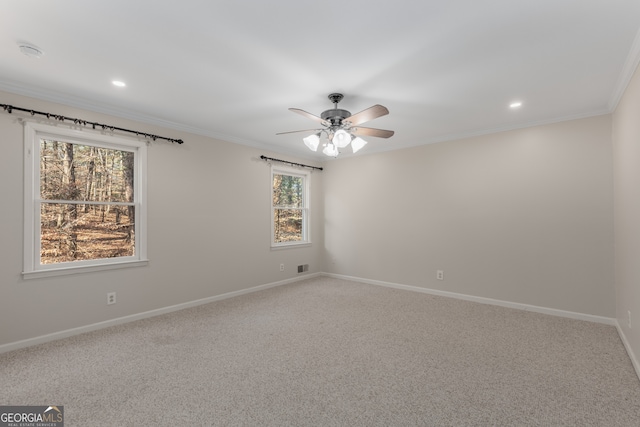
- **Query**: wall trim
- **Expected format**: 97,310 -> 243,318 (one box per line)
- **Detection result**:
616,321 -> 640,381
0,83 -> 310,159
0,272 -> 622,355
0,273 -> 320,354
609,26 -> 640,111
323,273 -> 617,326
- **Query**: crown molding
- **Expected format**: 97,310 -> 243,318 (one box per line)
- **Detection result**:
608,27 -> 640,111
0,80 -> 279,150
0,79 -> 621,163
0,81 -> 332,162
354,108 -> 613,159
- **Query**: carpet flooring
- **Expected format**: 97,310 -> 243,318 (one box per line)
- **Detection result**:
1,276 -> 640,426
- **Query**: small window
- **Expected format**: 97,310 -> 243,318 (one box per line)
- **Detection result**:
271,166 -> 310,247
23,122 -> 148,278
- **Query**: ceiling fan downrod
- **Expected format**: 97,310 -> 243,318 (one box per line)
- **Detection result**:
322,93 -> 350,127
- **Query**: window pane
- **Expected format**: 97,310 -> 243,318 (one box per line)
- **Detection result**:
40,140 -> 134,203
40,203 -> 135,264
273,208 -> 303,243
273,174 -> 303,208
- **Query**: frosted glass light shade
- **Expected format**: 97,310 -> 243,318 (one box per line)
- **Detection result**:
351,136 -> 368,153
332,129 -> 352,148
303,133 -> 320,151
322,143 -> 339,157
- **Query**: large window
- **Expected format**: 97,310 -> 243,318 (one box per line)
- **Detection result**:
271,166 -> 310,247
23,122 -> 147,278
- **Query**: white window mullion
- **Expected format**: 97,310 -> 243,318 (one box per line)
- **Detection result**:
38,199 -> 135,207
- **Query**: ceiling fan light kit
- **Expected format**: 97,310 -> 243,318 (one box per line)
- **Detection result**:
351,136 -> 367,153
322,143 -> 339,157
303,133 -> 320,151
332,129 -> 352,148
277,93 -> 394,157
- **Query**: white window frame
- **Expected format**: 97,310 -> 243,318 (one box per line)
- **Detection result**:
271,165 -> 311,248
23,121 -> 148,279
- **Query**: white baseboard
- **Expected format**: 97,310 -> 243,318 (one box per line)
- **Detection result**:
615,321 -> 640,381
0,273 -> 320,354
323,273 -> 617,326
0,271 -> 620,355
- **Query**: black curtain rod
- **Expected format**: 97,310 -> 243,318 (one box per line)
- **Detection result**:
1,103 -> 184,144
260,155 -> 323,171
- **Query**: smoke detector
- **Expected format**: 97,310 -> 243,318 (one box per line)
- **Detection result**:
18,43 -> 44,59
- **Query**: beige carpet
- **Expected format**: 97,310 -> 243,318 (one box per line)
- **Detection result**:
1,277 -> 640,426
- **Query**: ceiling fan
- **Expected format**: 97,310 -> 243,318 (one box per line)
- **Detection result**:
277,93 -> 394,157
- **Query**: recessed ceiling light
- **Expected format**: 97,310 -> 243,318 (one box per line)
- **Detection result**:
18,43 -> 44,59
112,80 -> 126,87
510,102 -> 522,108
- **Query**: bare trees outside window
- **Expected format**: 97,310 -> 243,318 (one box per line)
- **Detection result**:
272,167 -> 310,246
40,140 -> 135,263
24,122 -> 147,277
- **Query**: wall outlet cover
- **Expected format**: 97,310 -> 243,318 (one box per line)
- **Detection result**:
107,292 -> 116,305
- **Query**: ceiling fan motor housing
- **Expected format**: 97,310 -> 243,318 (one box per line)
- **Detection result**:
321,108 -> 351,126
322,93 -> 351,126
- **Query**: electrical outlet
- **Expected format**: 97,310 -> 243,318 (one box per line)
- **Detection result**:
280,264 -> 285,271
107,292 -> 116,305
628,310 -> 632,329
437,270 -> 444,280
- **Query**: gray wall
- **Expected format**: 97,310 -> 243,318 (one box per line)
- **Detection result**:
0,89 -> 621,349
0,90 -> 324,347
323,115 -> 615,317
613,64 -> 640,366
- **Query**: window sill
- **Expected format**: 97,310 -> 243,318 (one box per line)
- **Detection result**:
22,259 -> 149,280
271,242 -> 312,250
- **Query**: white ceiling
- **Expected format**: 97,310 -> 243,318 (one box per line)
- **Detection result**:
2,0 -> 640,160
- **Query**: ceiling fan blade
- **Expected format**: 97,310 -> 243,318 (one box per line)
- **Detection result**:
276,128 -> 321,135
289,108 -> 328,126
351,126 -> 395,139
345,105 -> 389,126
